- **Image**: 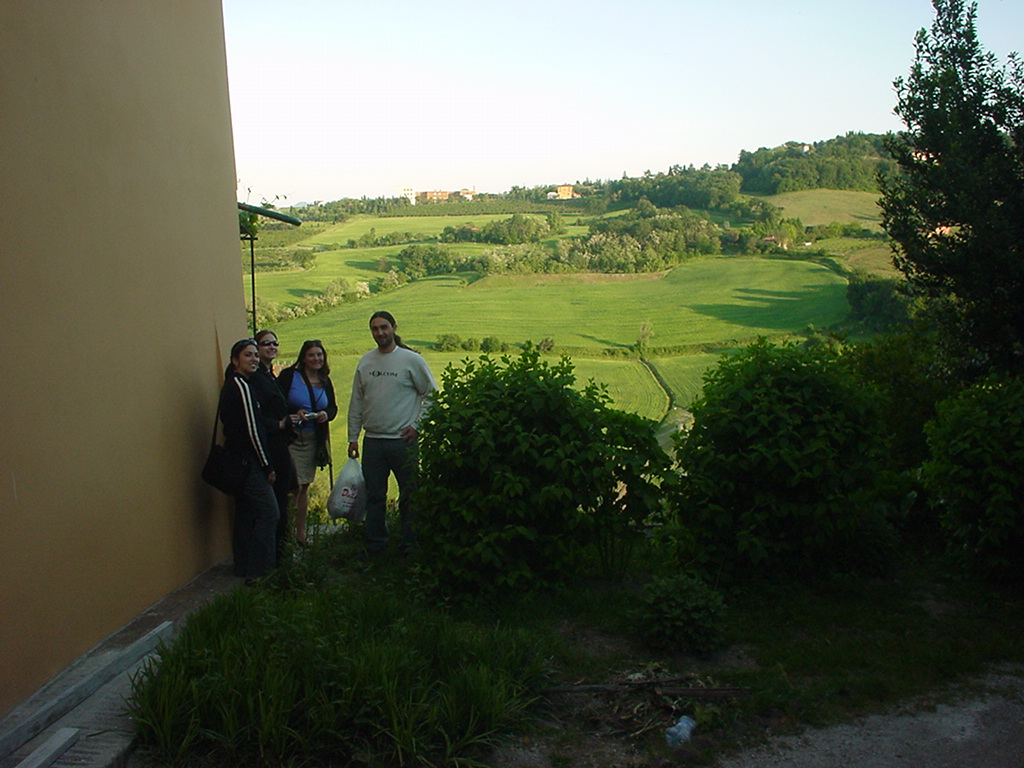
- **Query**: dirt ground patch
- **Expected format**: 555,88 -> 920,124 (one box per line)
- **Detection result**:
487,665 -> 1024,768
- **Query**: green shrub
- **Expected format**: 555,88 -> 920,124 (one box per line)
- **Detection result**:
845,272 -> 914,332
674,339 -> 891,578
637,573 -> 726,655
480,335 -> 510,352
923,375 -> 1024,580
840,328 -> 953,472
435,332 -> 461,351
416,347 -> 670,597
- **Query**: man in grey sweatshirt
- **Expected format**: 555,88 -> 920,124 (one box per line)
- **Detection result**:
347,311 -> 437,553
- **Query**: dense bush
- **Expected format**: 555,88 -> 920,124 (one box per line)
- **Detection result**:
674,339 -> 893,578
845,273 -> 914,332
479,335 -> 510,352
637,573 -> 726,655
435,332 -> 462,351
415,348 -> 670,597
923,375 -> 1024,580
840,328 -> 953,472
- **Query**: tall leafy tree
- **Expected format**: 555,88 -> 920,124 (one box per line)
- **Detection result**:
879,0 -> 1024,374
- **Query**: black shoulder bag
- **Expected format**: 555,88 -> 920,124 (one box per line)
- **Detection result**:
201,399 -> 250,495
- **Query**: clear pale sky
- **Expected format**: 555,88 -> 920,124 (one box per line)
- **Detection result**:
222,0 -> 1022,204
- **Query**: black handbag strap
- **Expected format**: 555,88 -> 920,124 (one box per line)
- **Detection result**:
300,369 -> 320,417
301,370 -> 333,481
209,399 -> 222,450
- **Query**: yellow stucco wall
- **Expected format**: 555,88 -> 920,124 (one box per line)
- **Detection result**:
0,1 -> 247,716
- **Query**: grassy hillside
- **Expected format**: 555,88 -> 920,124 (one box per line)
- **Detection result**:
272,260 -> 846,354
255,196 -> 875,431
252,214 -> 589,307
303,214 -> 524,244
762,190 -> 899,277
764,189 -> 883,229
647,351 -> 724,409
795,236 -> 898,278
267,257 -> 847,445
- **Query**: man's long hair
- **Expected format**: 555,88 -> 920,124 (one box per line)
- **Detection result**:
370,310 -> 413,350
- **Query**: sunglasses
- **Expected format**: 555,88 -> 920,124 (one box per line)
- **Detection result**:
258,340 -> 279,347
304,339 -> 322,346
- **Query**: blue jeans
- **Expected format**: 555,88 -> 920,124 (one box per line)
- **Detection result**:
362,437 -> 418,551
232,465 -> 280,578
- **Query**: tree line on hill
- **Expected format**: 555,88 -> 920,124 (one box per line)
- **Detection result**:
733,133 -> 897,194
268,132 -> 895,228
371,200 -> 874,287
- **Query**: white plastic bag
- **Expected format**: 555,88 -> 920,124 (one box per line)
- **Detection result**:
327,458 -> 366,521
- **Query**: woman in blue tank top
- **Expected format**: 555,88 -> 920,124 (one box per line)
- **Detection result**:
276,339 -> 337,545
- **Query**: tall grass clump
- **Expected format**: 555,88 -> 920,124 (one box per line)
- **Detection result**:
672,338 -> 896,579
128,585 -> 548,766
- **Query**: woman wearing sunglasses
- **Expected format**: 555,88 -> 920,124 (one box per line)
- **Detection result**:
250,329 -> 300,557
277,339 -> 337,546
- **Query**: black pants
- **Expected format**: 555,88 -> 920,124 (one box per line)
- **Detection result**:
233,466 -> 280,578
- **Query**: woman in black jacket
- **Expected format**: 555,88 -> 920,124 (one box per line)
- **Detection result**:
251,329 -> 299,558
277,339 -> 337,546
220,338 -> 279,582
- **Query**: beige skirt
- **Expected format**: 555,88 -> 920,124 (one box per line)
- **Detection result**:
289,428 -> 320,486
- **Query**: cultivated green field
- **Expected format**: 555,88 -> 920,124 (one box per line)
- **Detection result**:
257,200 -> 862,431
272,260 -> 846,353
765,189 -> 883,229
252,214 -> 590,308
304,214 -> 521,245
269,256 -> 848,437
569,357 -> 668,420
647,351 -> 724,409
795,236 -> 898,277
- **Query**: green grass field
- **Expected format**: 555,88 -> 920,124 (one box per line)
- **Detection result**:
795,236 -> 899,278
647,351 -> 723,409
303,214 -> 526,245
252,213 -> 587,307
268,257 -> 847,433
256,198 -> 863,428
272,259 -> 846,353
764,189 -> 884,229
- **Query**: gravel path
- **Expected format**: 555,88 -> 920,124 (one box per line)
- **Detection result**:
715,666 -> 1024,768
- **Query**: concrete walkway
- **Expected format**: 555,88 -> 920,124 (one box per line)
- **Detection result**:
0,562 -> 238,768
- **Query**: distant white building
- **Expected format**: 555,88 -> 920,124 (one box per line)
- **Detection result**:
400,187 -> 416,205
